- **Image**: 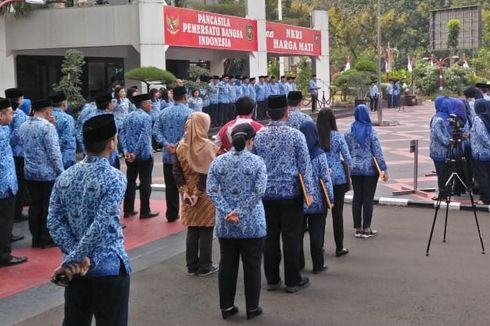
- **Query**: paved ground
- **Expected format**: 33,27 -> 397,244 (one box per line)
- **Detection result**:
15,205 -> 490,326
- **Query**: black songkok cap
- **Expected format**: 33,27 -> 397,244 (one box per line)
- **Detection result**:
201,76 -> 211,83
83,114 -> 117,143
95,92 -> 113,106
475,82 -> 490,90
288,91 -> 303,101
267,95 -> 287,110
280,75 -> 285,79
5,88 -> 23,99
132,93 -> 150,104
32,99 -> 52,111
264,75 -> 269,78
212,75 -> 220,80
270,76 -> 276,79
49,92 -> 66,103
173,86 -> 187,97
0,98 -> 11,110
250,77 -> 256,81
259,75 -> 264,79
242,76 -> 249,80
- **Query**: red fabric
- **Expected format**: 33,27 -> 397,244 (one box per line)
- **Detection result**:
218,117 -> 263,152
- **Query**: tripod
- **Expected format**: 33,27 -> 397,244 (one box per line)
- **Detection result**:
425,140 -> 485,256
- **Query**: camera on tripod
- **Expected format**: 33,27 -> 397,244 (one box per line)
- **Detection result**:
448,114 -> 464,143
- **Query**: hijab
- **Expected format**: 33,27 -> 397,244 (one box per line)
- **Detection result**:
180,112 -> 217,174
448,98 -> 468,126
474,99 -> 490,134
434,96 -> 451,121
299,120 -> 324,160
351,104 -> 372,147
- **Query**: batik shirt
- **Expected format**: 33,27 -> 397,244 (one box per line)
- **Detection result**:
150,101 -> 161,126
81,109 -> 119,167
208,82 -> 219,105
269,82 -> 280,95
229,84 -> 237,103
470,116 -> 490,162
429,116 -> 451,162
187,97 -> 204,112
207,150 -> 267,239
19,98 -> 31,116
119,108 -> 153,161
76,103 -> 96,151
52,107 -> 76,169
255,83 -> 266,101
0,126 -> 17,199
113,98 -> 131,131
279,82 -> 287,95
48,155 -> 131,277
9,109 -> 27,157
19,116 -> 64,181
218,81 -> 230,104
241,83 -> 250,97
253,121 -> 315,200
309,79 -> 320,96
248,84 -> 256,101
344,126 -> 387,176
305,153 -> 334,215
153,103 -> 193,164
286,108 -> 313,130
325,131 -> 352,185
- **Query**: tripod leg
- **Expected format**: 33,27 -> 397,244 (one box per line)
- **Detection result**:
426,198 -> 442,256
443,197 -> 450,243
468,191 -> 486,254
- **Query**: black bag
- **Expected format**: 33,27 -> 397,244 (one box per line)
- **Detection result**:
340,159 -> 352,193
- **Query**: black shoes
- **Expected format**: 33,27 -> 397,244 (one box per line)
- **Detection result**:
14,214 -> 28,223
123,211 -> 138,218
336,248 -> 349,257
167,217 -> 179,223
140,211 -> 159,219
285,276 -> 310,293
0,255 -> 28,267
313,265 -> 328,274
221,306 -> 239,320
247,306 -> 263,320
11,234 -> 24,242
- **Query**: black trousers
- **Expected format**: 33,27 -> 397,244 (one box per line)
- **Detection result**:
434,160 -> 447,197
256,101 -> 266,120
332,185 -> 347,250
124,159 -> 153,216
299,213 -> 326,271
351,175 -> 378,229
474,160 -> 490,204
26,180 -> 54,247
13,156 -> 26,220
163,163 -> 179,221
218,237 -> 264,311
63,267 -> 130,326
208,104 -> 219,127
186,226 -> 214,272
369,96 -> 378,112
311,94 -> 318,112
0,195 -> 15,261
263,198 -> 303,287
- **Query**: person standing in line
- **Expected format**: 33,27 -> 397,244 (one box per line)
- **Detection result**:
173,112 -> 218,276
207,123 -> 267,321
228,77 -> 238,122
149,88 -> 161,127
241,76 -> 250,98
248,77 -> 257,102
369,81 -> 379,112
386,80 -> 394,108
279,76 -> 288,96
393,80 -> 401,108
309,75 -> 321,113
75,100 -> 97,152
255,76 -> 266,120
48,114 -> 131,326
287,77 -> 295,94
345,104 -> 388,239
298,121 -> 334,273
49,93 -> 77,169
19,99 -> 64,248
269,76 -> 280,96
187,89 -> 204,112
470,99 -> 490,205
286,91 -> 313,130
0,98 -> 27,267
317,108 -> 351,257
253,95 -> 314,293
217,75 -> 231,127
207,76 -> 220,127
113,86 -> 132,132
5,88 -> 31,116
120,93 -> 159,220
153,86 -> 193,223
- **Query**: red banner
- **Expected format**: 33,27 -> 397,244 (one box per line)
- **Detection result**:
266,22 -> 321,56
164,6 -> 258,52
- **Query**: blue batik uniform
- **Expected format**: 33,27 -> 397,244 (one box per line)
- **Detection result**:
309,79 -> 320,96
113,98 -> 131,131
76,103 -> 96,151
229,84 -> 237,103
9,109 -> 27,158
218,81 -> 230,104
153,103 -> 193,164
235,80 -> 242,99
279,82 -> 287,95
269,82 -> 280,96
264,82 -> 271,98
19,98 -> 31,116
119,109 -> 153,161
52,107 -> 77,169
0,126 -> 18,199
241,83 -> 250,98
286,108 -> 313,130
19,117 -> 64,181
345,127 -> 387,176
253,121 -> 315,200
150,100 -> 161,126
255,83 -> 266,102
187,97 -> 204,112
429,116 -> 451,162
47,155 -> 131,277
326,131 -> 352,185
208,82 -> 219,105
207,150 -> 268,239
471,116 -> 490,161
248,84 -> 256,101
305,153 -> 334,214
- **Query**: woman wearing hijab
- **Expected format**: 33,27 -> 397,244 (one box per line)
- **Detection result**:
173,112 -> 218,276
470,99 -> 490,205
317,108 -> 351,256
345,104 -> 388,238
298,121 -> 334,273
207,123 -> 267,320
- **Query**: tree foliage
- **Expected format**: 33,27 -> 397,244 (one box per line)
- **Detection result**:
125,67 -> 176,83
53,49 -> 86,113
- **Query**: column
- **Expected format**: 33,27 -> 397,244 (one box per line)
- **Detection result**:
139,0 -> 167,70
0,18 -> 16,92
246,0 -> 267,79
311,10 -> 330,103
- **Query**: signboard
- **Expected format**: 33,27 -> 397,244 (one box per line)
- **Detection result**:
430,6 -> 481,50
266,22 -> 321,56
164,6 -> 258,52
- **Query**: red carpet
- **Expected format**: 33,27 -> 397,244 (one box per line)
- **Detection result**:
0,199 -> 186,299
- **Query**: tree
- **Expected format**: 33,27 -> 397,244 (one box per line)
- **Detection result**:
53,49 -> 86,114
447,19 -> 461,64
125,67 -> 176,92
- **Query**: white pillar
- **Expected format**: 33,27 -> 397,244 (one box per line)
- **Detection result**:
139,0 -> 167,70
277,0 -> 285,77
311,10 -> 330,102
246,0 -> 267,79
0,18 -> 16,92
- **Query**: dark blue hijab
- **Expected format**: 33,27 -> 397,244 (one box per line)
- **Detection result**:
299,120 -> 324,160
351,104 -> 372,147
475,99 -> 490,134
434,96 -> 451,121
449,98 -> 468,126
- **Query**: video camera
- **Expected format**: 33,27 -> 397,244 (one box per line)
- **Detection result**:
448,113 -> 464,143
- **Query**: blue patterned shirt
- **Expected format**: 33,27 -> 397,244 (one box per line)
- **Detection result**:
309,79 -> 320,95
248,84 -> 256,101
19,116 -> 64,181
113,98 -> 131,131
207,150 -> 267,239
153,103 -> 193,164
470,116 -> 490,162
19,98 -> 31,116
305,153 -> 334,215
208,82 -> 219,105
150,101 -> 161,126
48,155 -> 131,277
269,82 -> 280,95
344,126 -> 387,176
229,84 -> 238,103
279,82 -> 287,95
0,126 -> 17,199
119,108 -> 153,161
264,82 -> 270,98
241,83 -> 250,97
253,121 -> 315,200
187,97 -> 204,112
52,107 -> 76,169
9,109 -> 27,157
429,116 -> 451,162
218,81 -> 230,104
76,103 -> 96,152
255,83 -> 266,101
287,109 -> 313,130
325,131 -> 352,185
